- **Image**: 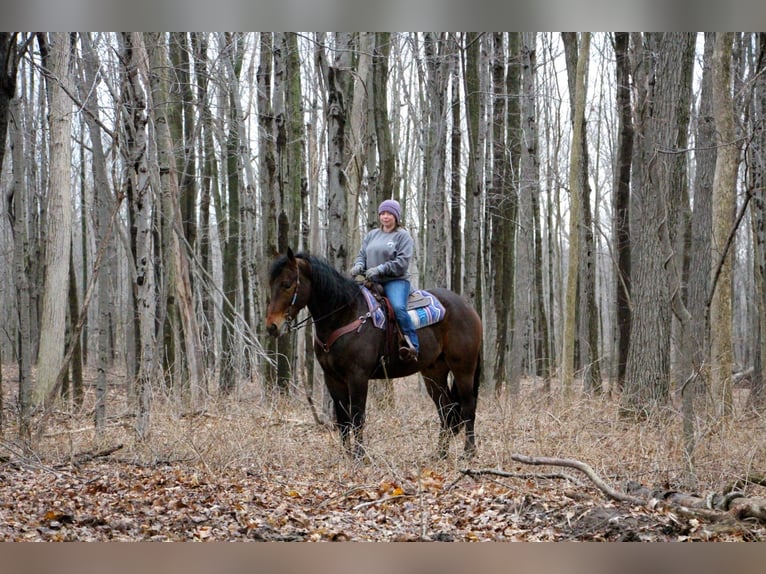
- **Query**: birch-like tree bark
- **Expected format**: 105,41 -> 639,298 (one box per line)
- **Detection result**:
323,32 -> 353,271
119,33 -> 155,436
146,32 -> 205,407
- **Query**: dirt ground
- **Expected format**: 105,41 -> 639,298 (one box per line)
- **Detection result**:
2,364 -> 765,541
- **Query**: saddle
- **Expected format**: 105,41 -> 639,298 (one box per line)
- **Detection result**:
360,283 -> 445,361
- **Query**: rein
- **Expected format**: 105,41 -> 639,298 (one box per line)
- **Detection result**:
283,261 -> 371,352
288,301 -> 372,353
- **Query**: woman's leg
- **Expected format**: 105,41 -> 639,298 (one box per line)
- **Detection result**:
383,279 -> 419,356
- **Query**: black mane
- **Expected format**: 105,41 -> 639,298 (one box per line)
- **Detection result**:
270,251 -> 360,313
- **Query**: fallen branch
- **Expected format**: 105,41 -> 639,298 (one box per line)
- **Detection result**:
508,453 -> 766,524
510,453 -> 645,505
56,444 -> 124,468
459,467 -> 585,487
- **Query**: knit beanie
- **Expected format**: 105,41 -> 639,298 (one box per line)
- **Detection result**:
378,199 -> 402,224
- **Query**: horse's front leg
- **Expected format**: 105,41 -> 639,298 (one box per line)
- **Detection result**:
324,374 -> 353,457
348,377 -> 370,462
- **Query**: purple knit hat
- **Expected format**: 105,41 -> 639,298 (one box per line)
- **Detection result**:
378,199 -> 402,223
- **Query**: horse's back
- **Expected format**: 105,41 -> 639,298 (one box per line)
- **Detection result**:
422,287 -> 482,355
427,287 -> 481,328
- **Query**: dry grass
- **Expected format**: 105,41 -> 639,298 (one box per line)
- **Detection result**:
10,367 -> 765,498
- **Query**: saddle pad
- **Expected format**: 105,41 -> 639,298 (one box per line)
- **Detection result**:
360,286 -> 445,330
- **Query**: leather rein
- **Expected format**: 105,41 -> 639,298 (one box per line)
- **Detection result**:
284,263 -> 372,353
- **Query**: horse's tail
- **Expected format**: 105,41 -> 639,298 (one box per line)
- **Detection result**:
447,348 -> 481,432
472,348 -> 482,401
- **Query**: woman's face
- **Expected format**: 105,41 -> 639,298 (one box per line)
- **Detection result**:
379,210 -> 396,232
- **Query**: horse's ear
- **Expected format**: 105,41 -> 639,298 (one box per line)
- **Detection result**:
286,247 -> 296,263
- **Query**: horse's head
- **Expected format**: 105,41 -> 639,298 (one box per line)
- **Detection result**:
266,247 -> 310,337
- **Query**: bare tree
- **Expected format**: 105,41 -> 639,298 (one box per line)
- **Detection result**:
119,33 -> 155,436
749,33 -> 766,409
561,32 -> 590,395
710,32 -> 738,419
612,32 -> 633,392
622,33 -> 695,416
34,33 -> 73,407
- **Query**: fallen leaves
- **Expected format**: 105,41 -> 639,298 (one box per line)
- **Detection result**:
1,456 -> 763,541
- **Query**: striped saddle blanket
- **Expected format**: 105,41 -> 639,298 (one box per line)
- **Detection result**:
360,286 -> 446,330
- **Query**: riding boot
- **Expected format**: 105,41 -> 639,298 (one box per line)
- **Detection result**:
398,334 -> 418,362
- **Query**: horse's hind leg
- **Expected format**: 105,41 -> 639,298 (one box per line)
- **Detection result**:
421,364 -> 459,459
451,368 -> 478,459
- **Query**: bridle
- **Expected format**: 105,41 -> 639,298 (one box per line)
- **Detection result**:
280,268 -> 357,335
284,272 -> 301,326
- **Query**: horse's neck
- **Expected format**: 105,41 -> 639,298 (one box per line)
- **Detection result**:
307,290 -> 363,334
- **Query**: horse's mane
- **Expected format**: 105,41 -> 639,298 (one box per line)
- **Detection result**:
270,251 -> 360,312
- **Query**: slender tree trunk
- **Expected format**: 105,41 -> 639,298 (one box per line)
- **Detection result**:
325,33 -> 353,270
34,33 -> 73,407
749,33 -> 766,410
490,33 -> 512,393
10,95 -> 33,439
562,32 -> 589,395
219,32 -> 244,395
509,32 -> 537,394
681,33 -> 716,487
120,33 -> 155,437
191,32 -> 218,377
612,32 -> 633,393
146,32 -> 205,407
463,32 -> 482,310
449,33 -> 463,294
710,32 -> 737,419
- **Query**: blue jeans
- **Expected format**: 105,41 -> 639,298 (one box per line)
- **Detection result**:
383,279 -> 418,352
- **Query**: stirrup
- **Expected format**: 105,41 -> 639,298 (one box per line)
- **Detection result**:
398,345 -> 418,362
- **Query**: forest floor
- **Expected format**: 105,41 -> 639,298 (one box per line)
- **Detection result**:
1,364 -> 766,541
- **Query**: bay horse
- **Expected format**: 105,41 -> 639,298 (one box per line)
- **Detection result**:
265,248 -> 482,461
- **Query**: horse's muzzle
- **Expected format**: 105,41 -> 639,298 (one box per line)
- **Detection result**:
265,314 -> 289,337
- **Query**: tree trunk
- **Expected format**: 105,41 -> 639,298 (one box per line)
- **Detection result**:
509,32 -> 537,394
561,32 -> 589,395
449,34 -> 463,294
749,33 -> 766,410
463,32 -> 482,312
191,32 -> 218,377
612,32 -> 633,393
120,33 -> 155,437
147,32 -> 205,408
322,33 -> 353,271
681,33 -> 716,487
219,32 -> 244,395
622,33 -> 695,416
10,95 -> 33,439
710,32 -> 738,419
490,33 -> 514,393
34,33 -> 73,407
422,32 -> 449,288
